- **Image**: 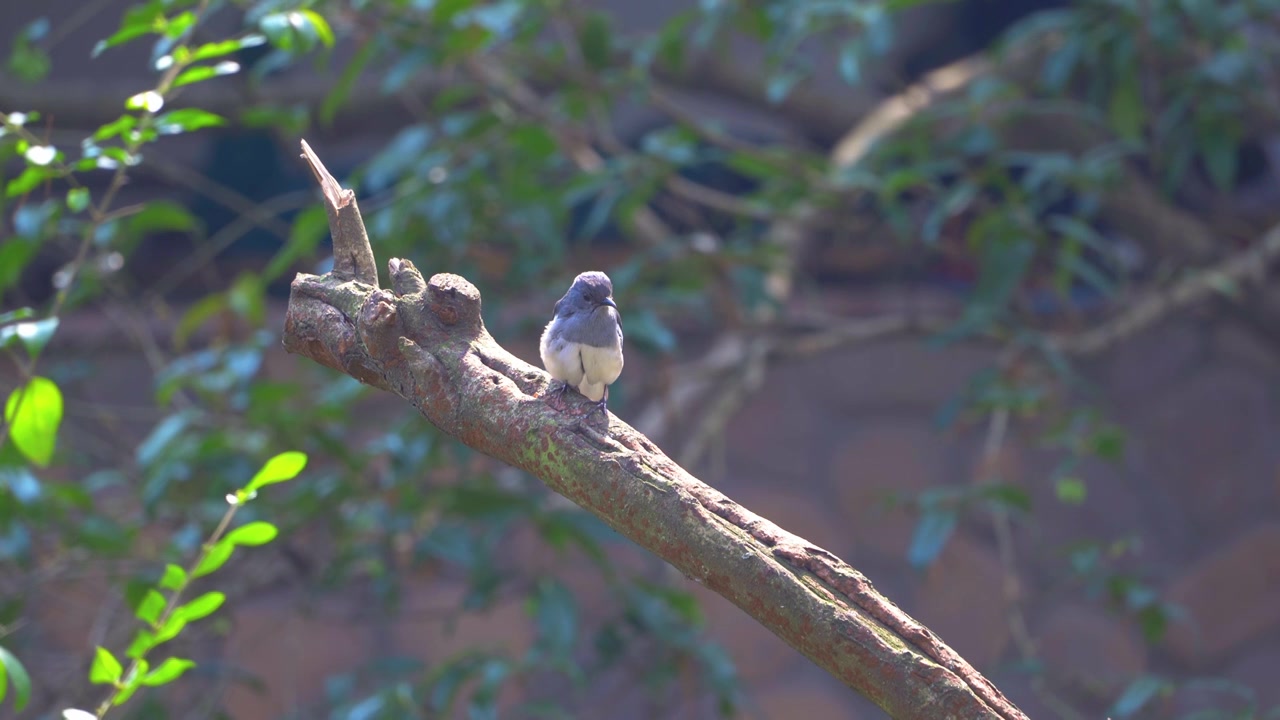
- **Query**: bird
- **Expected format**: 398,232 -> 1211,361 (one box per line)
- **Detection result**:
539,271 -> 624,416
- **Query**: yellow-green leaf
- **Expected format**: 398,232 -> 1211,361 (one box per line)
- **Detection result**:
141,657 -> 195,686
174,591 -> 224,622
4,376 -> 62,467
243,451 -> 307,493
89,646 -> 122,685
224,521 -> 277,547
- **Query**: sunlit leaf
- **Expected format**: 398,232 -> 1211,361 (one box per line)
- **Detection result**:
0,644 -> 32,711
135,589 -> 166,625
140,657 -> 195,686
154,108 -> 226,135
243,451 -> 307,493
223,521 -> 278,547
174,591 -> 225,622
191,540 -> 233,578
159,564 -> 186,591
4,377 -> 63,467
89,646 -> 122,685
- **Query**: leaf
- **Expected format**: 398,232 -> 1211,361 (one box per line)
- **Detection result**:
907,509 -> 957,568
0,242 -> 38,293
0,316 -> 58,358
93,1 -> 166,57
126,630 -> 155,659
65,187 -> 90,212
1107,75 -> 1143,141
979,483 -> 1031,513
122,200 -> 198,236
111,659 -> 146,706
243,451 -> 307,493
577,12 -> 613,69
191,540 -> 234,578
152,614 -> 188,645
135,589 -> 166,625
174,591 -> 225,622
1089,425 -> 1126,461
6,165 -> 55,198
1111,675 -> 1171,717
1055,477 -> 1087,504
90,646 -> 123,685
172,62 -> 240,88
154,108 -> 226,135
528,580 -> 578,658
0,644 -> 32,711
225,522 -> 278,547
159,563 -> 186,591
140,657 -> 195,686
4,377 -> 63,467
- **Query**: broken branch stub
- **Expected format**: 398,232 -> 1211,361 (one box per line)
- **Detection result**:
281,139 -> 1029,720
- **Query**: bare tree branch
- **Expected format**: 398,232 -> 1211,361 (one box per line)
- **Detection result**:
284,140 -> 1030,720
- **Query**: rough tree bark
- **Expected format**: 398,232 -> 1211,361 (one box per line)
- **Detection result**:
281,140 -> 1029,720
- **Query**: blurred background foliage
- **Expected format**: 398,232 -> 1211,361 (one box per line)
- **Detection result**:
2,0 -> 1279,717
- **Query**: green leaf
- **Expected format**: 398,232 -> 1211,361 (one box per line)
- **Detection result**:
174,591 -> 224,622
1055,477 -> 1087,504
126,630 -> 155,659
140,657 -> 195,686
4,376 -> 63,467
577,12 -> 613,68
0,644 -> 32,711
92,115 -> 137,141
111,659 -> 146,706
224,521 -> 278,547
90,646 -> 123,685
135,589 -> 166,625
66,187 -> 90,212
1108,76 -> 1143,141
191,540 -> 233,578
189,35 -> 266,63
152,614 -> 187,645
123,200 -> 198,236
1089,425 -> 1126,461
243,451 -> 307,493
154,108 -> 226,135
297,10 -> 334,48
6,166 -> 54,198
0,316 -> 58,358
0,241 -> 38,293
93,2 -> 166,57
159,564 -> 186,591
978,483 -> 1031,513
172,64 -> 235,88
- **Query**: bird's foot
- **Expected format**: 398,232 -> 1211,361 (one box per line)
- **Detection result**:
546,380 -> 573,410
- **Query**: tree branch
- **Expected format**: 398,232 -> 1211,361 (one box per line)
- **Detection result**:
283,140 -> 1029,720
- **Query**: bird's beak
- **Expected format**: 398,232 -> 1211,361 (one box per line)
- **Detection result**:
600,297 -> 618,310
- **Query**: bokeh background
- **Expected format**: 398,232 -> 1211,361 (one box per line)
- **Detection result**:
2,0 -> 1280,718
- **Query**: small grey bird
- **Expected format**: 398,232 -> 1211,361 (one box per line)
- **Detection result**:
539,271 -> 624,415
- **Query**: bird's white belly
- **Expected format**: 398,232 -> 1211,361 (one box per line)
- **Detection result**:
578,343 -> 623,401
539,320 -> 585,386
